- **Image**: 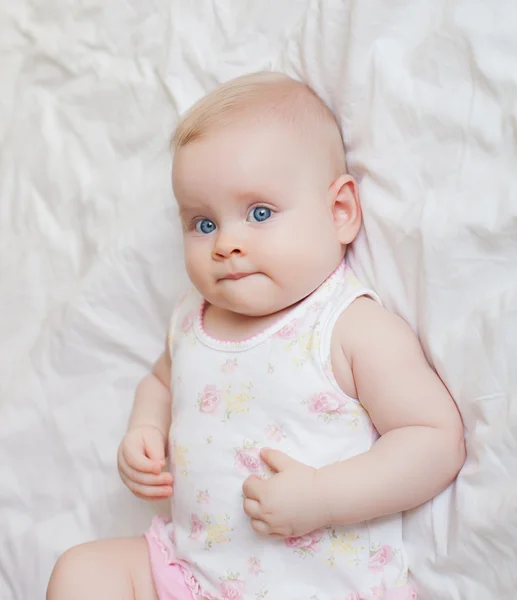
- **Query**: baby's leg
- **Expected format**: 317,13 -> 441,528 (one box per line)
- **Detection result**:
47,536 -> 158,600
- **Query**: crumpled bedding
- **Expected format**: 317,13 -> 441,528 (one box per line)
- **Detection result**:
1,1 -> 516,598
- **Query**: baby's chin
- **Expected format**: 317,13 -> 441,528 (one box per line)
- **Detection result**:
216,297 -> 291,318
207,285 -> 297,318
230,302 -> 292,318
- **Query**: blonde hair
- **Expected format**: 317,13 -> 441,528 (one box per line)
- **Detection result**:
172,71 -> 347,173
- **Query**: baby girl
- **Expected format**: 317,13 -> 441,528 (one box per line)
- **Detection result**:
47,72 -> 465,600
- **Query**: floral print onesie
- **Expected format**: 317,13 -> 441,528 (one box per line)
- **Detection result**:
145,261 -> 417,600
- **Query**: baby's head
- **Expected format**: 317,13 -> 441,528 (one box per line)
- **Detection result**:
172,72 -> 361,317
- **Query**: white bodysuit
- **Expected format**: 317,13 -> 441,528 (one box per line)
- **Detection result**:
148,261 -> 417,600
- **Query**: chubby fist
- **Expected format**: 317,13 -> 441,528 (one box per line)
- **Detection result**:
242,448 -> 328,538
117,425 -> 173,500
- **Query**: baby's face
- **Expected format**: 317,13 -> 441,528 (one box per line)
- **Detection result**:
173,121 -> 345,317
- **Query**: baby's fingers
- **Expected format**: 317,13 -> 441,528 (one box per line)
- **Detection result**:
251,519 -> 271,535
121,475 -> 173,500
123,442 -> 163,474
122,463 -> 172,487
243,498 -> 262,520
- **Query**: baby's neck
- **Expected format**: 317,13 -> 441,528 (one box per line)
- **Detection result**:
202,302 -> 297,343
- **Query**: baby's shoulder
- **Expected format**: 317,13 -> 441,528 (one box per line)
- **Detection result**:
333,296 -> 412,355
167,286 -> 203,339
330,296 -> 415,396
332,296 -> 416,365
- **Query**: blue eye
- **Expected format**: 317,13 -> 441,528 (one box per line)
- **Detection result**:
195,219 -> 216,234
248,207 -> 272,223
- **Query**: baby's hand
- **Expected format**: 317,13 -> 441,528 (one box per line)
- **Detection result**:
117,425 -> 173,500
242,449 -> 329,538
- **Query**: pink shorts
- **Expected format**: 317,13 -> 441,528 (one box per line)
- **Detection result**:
145,517 -> 196,600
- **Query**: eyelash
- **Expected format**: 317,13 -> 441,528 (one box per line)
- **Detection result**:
189,205 -> 276,230
189,218 -> 205,231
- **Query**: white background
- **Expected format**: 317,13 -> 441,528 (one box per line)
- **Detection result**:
1,1 -> 516,598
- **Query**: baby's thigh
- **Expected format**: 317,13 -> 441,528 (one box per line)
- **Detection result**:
47,536 -> 158,600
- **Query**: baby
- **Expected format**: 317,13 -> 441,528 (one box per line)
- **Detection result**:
47,72 -> 465,600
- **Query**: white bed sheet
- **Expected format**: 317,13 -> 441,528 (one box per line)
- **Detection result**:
1,1 -> 516,598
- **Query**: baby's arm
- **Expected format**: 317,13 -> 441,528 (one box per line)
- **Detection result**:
128,345 -> 172,437
117,340 -> 173,499
317,296 -> 466,525
243,297 -> 465,536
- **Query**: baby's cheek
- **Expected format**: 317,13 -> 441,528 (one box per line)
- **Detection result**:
185,251 -> 209,288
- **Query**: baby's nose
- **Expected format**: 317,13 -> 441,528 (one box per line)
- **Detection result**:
212,231 -> 246,260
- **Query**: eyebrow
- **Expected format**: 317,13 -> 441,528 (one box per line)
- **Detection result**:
177,195 -> 213,211
178,191 -> 272,209
178,204 -> 203,220
235,190 -> 275,203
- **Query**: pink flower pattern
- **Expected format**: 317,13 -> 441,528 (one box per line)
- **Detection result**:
221,358 -> 238,373
383,586 -> 418,600
247,556 -> 263,576
189,514 -> 206,540
199,384 -> 221,413
220,579 -> 245,600
307,390 -> 348,420
285,529 -> 325,555
180,311 -> 195,333
266,423 -> 286,442
322,356 -> 333,378
234,446 -> 263,474
346,594 -> 366,600
196,489 -> 210,504
369,545 -> 394,573
310,301 -> 325,312
275,320 -> 298,340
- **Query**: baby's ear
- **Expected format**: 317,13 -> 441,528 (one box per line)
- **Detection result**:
329,174 -> 362,245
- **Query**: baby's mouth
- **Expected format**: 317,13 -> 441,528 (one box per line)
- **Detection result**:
219,272 -> 253,281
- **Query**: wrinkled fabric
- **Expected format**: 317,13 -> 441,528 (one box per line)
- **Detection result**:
0,1 -> 516,599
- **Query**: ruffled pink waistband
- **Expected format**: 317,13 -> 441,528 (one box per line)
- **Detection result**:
146,516 -> 218,600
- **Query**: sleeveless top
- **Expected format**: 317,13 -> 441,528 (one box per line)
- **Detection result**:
153,261 -> 416,600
